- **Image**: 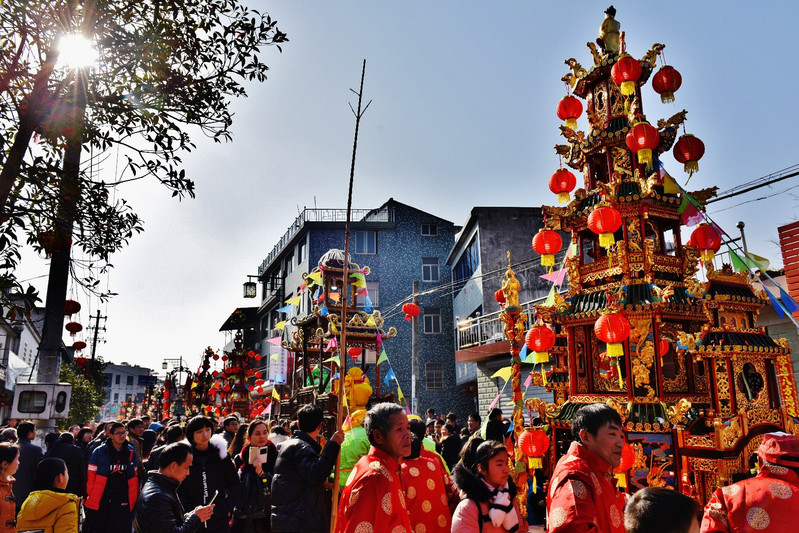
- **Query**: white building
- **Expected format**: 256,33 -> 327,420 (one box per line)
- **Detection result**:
98,362 -> 157,420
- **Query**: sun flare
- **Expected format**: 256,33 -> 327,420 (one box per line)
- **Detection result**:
57,34 -> 98,69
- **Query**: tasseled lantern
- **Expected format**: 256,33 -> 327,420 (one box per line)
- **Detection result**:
531,229 -> 562,268
611,54 -> 642,96
690,223 -> 721,263
594,312 -> 631,387
614,442 -> 636,488
587,205 -> 622,249
519,428 -> 549,473
525,325 -> 556,385
625,121 -> 660,170
556,95 -> 583,130
652,65 -> 682,103
673,133 -> 705,177
549,168 -> 577,204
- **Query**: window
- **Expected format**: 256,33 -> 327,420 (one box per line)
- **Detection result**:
126,375 -> 133,386
422,258 -> 440,282
115,375 -> 120,385
285,253 -> 294,274
356,281 -> 380,308
113,393 -> 119,403
104,374 -> 112,387
297,240 -> 306,265
423,308 -> 441,334
453,236 -> 480,294
421,223 -> 438,236
354,231 -> 377,254
425,363 -> 444,390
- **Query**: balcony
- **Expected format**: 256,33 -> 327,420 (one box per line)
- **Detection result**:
257,207 -> 394,276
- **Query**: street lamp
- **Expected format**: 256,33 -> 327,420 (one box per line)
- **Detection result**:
243,275 -> 258,298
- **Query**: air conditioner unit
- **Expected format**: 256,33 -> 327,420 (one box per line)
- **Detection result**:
11,383 -> 72,420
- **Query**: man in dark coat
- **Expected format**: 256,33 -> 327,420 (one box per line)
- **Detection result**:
271,404 -> 344,533
44,432 -> 87,497
12,422 -> 43,511
134,442 -> 214,533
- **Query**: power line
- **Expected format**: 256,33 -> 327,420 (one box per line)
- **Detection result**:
706,163 -> 799,204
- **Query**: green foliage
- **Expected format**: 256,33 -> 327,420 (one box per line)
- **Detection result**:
0,0 -> 287,312
57,363 -> 104,429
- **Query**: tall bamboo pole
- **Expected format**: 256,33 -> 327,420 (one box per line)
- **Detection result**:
498,252 -> 529,528
330,59 -> 370,533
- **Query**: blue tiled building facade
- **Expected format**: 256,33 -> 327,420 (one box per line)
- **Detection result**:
254,199 -> 473,419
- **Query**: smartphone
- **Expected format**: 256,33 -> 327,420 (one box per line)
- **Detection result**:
249,446 -> 269,464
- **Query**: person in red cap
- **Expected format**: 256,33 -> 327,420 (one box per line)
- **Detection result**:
700,432 -> 799,532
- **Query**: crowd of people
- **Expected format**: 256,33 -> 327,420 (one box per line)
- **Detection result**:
0,402 -> 795,532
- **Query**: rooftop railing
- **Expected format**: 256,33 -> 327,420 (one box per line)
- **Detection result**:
456,295 -> 552,351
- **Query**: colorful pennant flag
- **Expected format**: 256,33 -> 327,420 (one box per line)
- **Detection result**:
319,305 -> 329,317
326,337 -> 338,352
275,320 -> 286,331
766,288 -> 786,319
397,387 -> 404,401
743,252 -> 770,271
487,390 -> 502,411
491,366 -> 513,382
383,368 -> 396,386
276,304 -> 293,314
364,295 -> 373,313
779,286 -> 799,314
272,388 -> 280,400
323,355 -> 340,365
328,292 -> 341,303
266,337 -> 282,346
285,295 -> 302,306
365,316 -> 376,326
270,351 -> 279,361
541,267 -> 567,286
728,248 -> 748,272
524,372 -> 533,388
377,349 -> 388,364
544,286 -> 557,306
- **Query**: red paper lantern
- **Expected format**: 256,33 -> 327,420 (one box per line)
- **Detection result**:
532,229 -> 562,267
212,354 -> 219,361
690,223 -> 721,263
594,313 -> 631,358
658,339 -> 670,358
75,356 -> 88,366
614,442 -> 636,473
625,121 -> 660,168
611,54 -> 642,96
347,347 -> 362,357
72,340 -> 87,351
549,168 -> 577,204
652,65 -> 682,103
518,428 -> 549,469
587,205 -> 622,249
64,299 -> 81,316
221,355 -> 228,362
673,134 -> 705,177
255,354 -> 262,361
525,326 -> 556,364
402,302 -> 420,321
65,321 -> 82,337
556,95 -> 583,130
494,289 -> 506,304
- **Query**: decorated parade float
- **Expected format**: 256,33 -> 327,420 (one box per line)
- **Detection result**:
502,6 -> 799,509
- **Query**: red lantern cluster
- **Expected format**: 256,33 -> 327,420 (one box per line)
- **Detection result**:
402,302 -> 420,321
625,121 -> 660,169
587,205 -> 622,249
673,134 -> 705,177
531,229 -> 562,267
652,65 -> 682,103
690,223 -> 721,263
556,95 -> 583,130
611,54 -> 642,96
549,168 -> 577,204
72,340 -> 87,351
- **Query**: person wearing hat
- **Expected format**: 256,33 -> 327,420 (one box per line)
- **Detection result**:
700,432 -> 799,532
337,409 -> 370,487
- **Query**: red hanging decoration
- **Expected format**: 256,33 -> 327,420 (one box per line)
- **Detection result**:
72,340 -> 87,351
65,321 -> 83,337
673,134 -> 705,177
402,302 -> 420,321
651,65 -> 682,103
556,95 -> 583,130
549,168 -> 577,204
587,205 -> 622,249
75,356 -> 88,366
525,325 -> 556,385
615,442 -> 636,472
494,289 -> 506,304
532,229 -> 562,267
594,313 -> 631,358
518,428 -> 549,469
611,54 -> 642,96
625,121 -> 660,169
690,223 -> 721,263
64,299 -> 81,316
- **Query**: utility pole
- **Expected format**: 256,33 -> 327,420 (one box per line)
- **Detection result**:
411,280 -> 419,415
89,310 -> 107,360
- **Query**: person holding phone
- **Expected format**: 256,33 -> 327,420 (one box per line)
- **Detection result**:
134,442 -> 215,533
231,421 -> 277,533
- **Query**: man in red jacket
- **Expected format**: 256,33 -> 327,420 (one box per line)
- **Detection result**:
547,403 -> 627,533
700,432 -> 799,532
85,421 -> 139,533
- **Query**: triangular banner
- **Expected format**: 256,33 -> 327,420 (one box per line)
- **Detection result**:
285,295 -> 302,306
383,368 -> 396,386
322,355 -> 340,365
377,350 -> 388,364
743,252 -> 770,271
524,372 -> 533,388
779,286 -> 799,314
491,366 -> 513,382
266,337 -> 282,346
540,267 -> 567,286
276,304 -> 293,314
765,287 -> 786,319
544,286 -> 557,306
728,248 -> 748,273
275,321 -> 287,331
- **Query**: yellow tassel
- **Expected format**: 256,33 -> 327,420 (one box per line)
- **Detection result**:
660,92 -> 675,104
615,472 -> 627,488
541,254 -> 555,267
534,351 -> 549,364
541,367 -> 548,386
684,160 -> 699,175
599,232 -> 615,249
532,477 -> 537,493
606,342 -> 625,357
565,118 -> 577,130
701,250 -> 715,263
530,457 -> 542,469
636,148 -> 652,166
557,192 -> 570,204
621,80 -> 636,96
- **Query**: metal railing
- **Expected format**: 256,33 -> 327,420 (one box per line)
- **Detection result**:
258,207 -> 394,275
456,296 -> 551,351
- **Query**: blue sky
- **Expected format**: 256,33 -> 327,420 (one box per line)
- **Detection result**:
20,1 -> 799,372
